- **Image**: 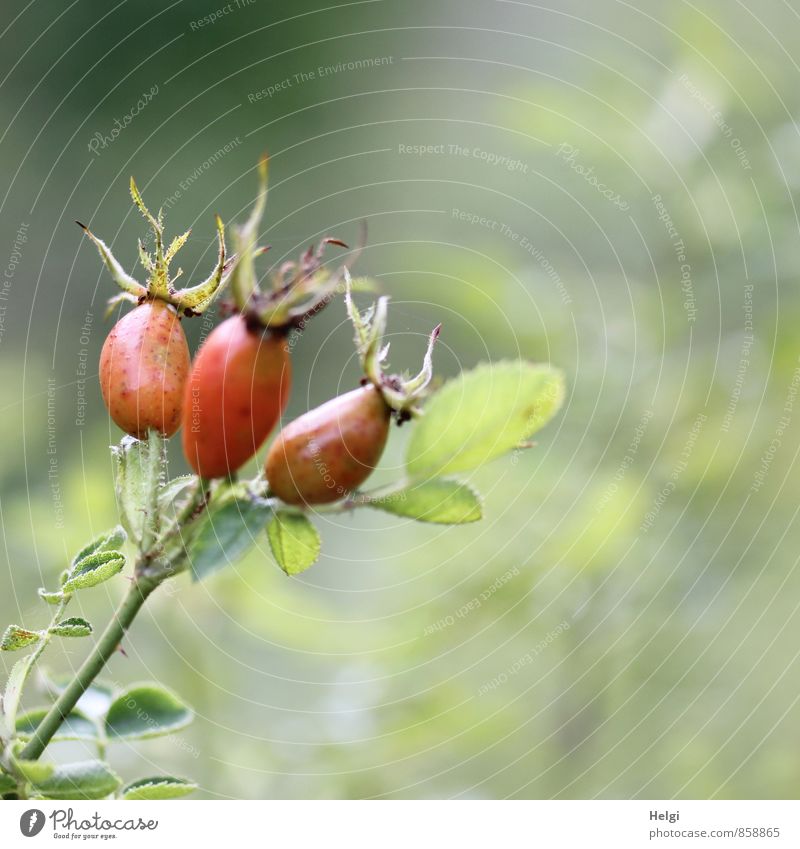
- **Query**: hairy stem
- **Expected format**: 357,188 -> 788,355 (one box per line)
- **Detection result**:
18,575 -> 159,761
24,596 -> 70,684
170,477 -> 208,533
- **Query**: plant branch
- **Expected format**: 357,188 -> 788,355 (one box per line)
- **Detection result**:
142,478 -> 210,579
18,575 -> 159,761
0,597 -> 70,774
24,596 -> 71,683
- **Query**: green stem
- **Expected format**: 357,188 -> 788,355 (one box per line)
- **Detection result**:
25,597 -> 70,680
18,575 -> 158,762
145,479 -> 209,577
178,477 -> 209,526
307,480 -> 410,514
0,596 -> 71,751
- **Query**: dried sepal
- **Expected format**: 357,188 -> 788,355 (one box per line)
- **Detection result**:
137,239 -> 155,273
344,272 -> 441,421
216,159 -> 363,331
165,229 -> 192,263
76,223 -> 146,299
104,291 -> 140,319
170,215 -> 227,314
229,155 -> 269,310
79,181 -> 226,316
252,224 -> 365,329
401,324 -> 441,396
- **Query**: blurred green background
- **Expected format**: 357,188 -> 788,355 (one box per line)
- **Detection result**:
2,0 -> 799,798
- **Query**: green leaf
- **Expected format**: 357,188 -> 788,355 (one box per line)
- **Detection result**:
16,707 -> 98,742
158,475 -> 197,525
406,361 -> 565,478
31,759 -> 120,800
111,435 -> 164,546
267,511 -> 321,576
158,475 -> 196,508
62,550 -> 125,592
1,626 -> 41,652
14,760 -> 55,784
363,479 -> 483,524
122,776 -> 198,800
187,496 -> 272,581
71,525 -> 127,569
0,772 -> 16,793
38,588 -> 66,605
49,617 -> 93,638
3,656 -> 35,728
105,683 -> 193,740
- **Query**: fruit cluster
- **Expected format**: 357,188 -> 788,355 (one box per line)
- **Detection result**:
0,159 -> 564,802
84,158 -> 440,505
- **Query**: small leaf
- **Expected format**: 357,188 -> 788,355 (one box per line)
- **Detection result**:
406,361 -> 565,478
62,551 -> 125,592
49,617 -> 93,638
3,656 -> 35,727
105,683 -> 193,740
31,759 -> 120,800
187,496 -> 272,581
111,435 -> 164,546
14,760 -> 55,784
267,511 -> 321,576
16,707 -> 98,742
1,626 -> 41,652
38,588 -> 66,605
158,474 -> 196,519
363,479 -> 483,524
122,776 -> 198,800
71,525 -> 127,569
0,772 -> 17,793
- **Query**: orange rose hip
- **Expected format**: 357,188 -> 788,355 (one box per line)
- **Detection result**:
80,176 -> 227,439
182,315 -> 291,478
265,385 -> 390,505
99,299 -> 190,438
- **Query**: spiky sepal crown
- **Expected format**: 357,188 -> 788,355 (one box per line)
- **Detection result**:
225,156 -> 365,331
345,270 -> 441,422
78,178 -> 226,317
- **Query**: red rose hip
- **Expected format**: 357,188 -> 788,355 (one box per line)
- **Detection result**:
180,157 -> 352,478
265,273 -> 440,505
182,315 -> 291,478
265,385 -> 390,505
100,299 -> 190,438
80,178 -> 226,439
